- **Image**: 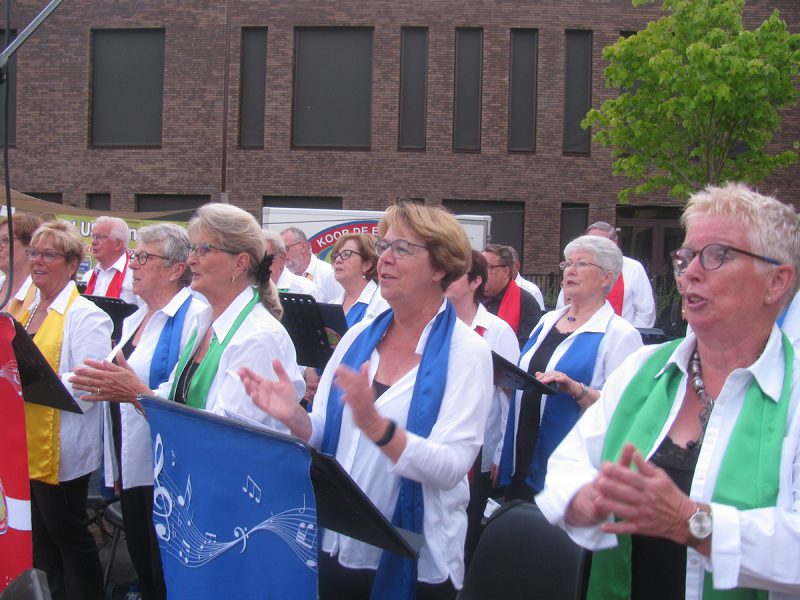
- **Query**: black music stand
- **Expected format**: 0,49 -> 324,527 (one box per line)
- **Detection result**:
491,351 -> 558,395
83,295 -> 137,345
3,315 -> 83,413
279,293 -> 348,369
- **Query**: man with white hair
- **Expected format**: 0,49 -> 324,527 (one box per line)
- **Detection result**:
557,221 -> 655,328
81,216 -> 140,305
281,226 -> 343,302
264,230 -> 322,301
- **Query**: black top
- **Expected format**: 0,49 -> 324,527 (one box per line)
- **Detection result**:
110,338 -> 137,485
513,327 -> 571,483
482,282 -> 543,349
372,380 -> 390,400
630,436 -> 701,600
174,360 -> 201,406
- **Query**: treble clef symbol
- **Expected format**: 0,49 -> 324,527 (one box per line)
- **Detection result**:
152,434 -> 173,541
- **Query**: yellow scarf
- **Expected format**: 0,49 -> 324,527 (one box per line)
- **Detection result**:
8,278 -> 37,320
21,286 -> 80,484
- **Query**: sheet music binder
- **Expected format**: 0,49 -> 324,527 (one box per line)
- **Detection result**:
2,313 -> 83,413
141,396 -> 422,559
491,351 -> 559,395
279,293 -> 348,369
82,295 -> 137,345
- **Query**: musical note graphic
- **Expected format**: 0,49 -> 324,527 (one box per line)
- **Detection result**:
178,476 -> 192,507
242,475 -> 262,504
295,522 -> 316,550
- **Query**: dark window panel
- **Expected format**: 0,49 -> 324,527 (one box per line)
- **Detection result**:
25,192 -> 62,204
398,27 -> 428,151
564,30 -> 592,155
453,28 -> 483,151
559,203 -> 589,257
292,27 -> 373,149
87,193 -> 111,211
92,29 -> 165,147
240,27 -> 268,148
262,196 -> 343,210
135,194 -> 209,221
508,29 -> 538,152
0,30 -> 17,145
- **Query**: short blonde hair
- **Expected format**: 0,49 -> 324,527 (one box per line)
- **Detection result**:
31,220 -> 85,269
683,182 -> 800,296
379,202 -> 471,291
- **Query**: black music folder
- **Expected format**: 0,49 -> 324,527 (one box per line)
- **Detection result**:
279,293 -> 348,369
83,295 -> 138,344
492,351 -> 559,395
3,314 -> 84,413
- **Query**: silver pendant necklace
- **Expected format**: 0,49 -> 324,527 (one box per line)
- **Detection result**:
689,348 -> 715,433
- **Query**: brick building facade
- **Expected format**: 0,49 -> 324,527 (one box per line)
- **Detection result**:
3,0 -> 799,274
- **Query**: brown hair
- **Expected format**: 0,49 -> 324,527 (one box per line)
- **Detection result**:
331,233 -> 379,282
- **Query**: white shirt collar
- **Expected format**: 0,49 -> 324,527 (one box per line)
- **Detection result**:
211,287 -> 257,341
96,250 -> 128,274
42,280 -> 78,316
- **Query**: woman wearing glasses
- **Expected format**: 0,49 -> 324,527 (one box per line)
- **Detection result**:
537,183 -> 800,599
72,203 -> 304,431
240,203 -> 493,599
330,233 -> 388,327
498,235 -> 642,502
0,212 -> 42,315
23,220 -> 113,599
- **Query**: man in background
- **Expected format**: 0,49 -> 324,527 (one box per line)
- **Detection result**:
281,227 -> 343,303
82,216 -> 140,306
263,230 -> 322,301
508,246 -> 545,311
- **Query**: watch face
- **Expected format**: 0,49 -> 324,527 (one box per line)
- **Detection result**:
689,510 -> 713,539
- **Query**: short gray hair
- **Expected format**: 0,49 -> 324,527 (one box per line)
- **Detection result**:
263,229 -> 286,255
564,235 -> 623,295
586,221 -> 618,242
138,223 -> 192,287
683,182 -> 800,297
96,216 -> 130,243
280,226 -> 308,243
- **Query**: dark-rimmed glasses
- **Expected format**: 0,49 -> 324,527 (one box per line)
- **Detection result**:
671,243 -> 781,274
189,242 -> 237,257
130,250 -> 169,266
331,249 -> 363,261
376,238 -> 429,258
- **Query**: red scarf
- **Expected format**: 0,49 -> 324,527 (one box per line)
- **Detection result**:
607,271 -> 624,316
497,279 -> 522,334
85,252 -> 128,298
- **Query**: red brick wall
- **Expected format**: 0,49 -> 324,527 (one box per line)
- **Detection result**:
6,0 -> 799,272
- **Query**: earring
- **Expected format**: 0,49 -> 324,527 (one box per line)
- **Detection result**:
232,273 -> 237,284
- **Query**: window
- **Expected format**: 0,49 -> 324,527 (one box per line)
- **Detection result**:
262,196 -> 343,210
508,29 -> 538,152
442,199 -> 524,255
0,30 -> 17,145
453,28 -> 483,151
559,203 -> 588,257
91,29 -> 165,147
25,192 -> 62,204
240,28 -> 267,148
563,30 -> 592,155
135,194 -> 209,221
292,27 -> 373,149
87,193 -> 111,211
398,27 -> 428,150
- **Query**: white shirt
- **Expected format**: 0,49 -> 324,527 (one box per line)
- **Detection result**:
154,287 -> 305,431
468,304 -> 520,471
536,327 -> 800,600
102,288 -> 207,489
500,302 -> 643,471
36,281 -> 114,482
302,254 -> 344,303
307,301 -> 493,588
81,251 -> 141,306
782,291 -> 800,347
516,273 -> 545,311
557,256 -> 656,328
331,279 -> 390,325
275,266 -> 322,302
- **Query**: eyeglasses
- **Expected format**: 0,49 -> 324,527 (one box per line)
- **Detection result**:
487,264 -> 509,271
331,249 -> 363,261
90,233 -> 111,241
25,249 -> 66,263
129,250 -> 169,266
671,243 -> 781,274
285,241 -> 305,250
0,236 -> 17,248
376,238 -> 429,258
559,259 -> 604,271
189,242 -> 236,257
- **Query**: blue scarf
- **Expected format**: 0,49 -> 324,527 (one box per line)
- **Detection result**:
345,301 -> 369,328
321,302 -> 457,600
777,306 -> 789,329
148,294 -> 193,388
499,321 -> 604,492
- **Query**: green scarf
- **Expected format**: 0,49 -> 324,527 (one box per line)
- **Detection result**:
588,334 -> 794,600
170,290 -> 260,409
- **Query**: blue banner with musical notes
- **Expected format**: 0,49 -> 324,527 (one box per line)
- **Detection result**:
141,398 -> 318,600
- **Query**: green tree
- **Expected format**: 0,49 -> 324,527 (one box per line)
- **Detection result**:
584,0 -> 800,201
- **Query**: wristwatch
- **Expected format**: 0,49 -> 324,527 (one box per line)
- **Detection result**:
687,503 -> 713,545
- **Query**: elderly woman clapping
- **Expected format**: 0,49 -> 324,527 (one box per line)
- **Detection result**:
537,183 -> 800,599
498,235 -> 642,502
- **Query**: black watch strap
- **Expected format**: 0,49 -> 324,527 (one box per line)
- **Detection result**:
375,419 -> 397,447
